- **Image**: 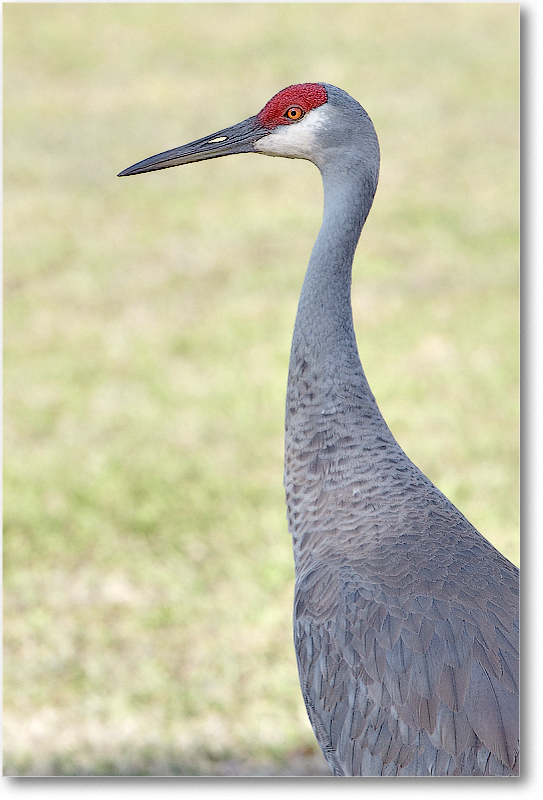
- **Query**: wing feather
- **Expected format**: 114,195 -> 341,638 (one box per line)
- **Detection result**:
294,559 -> 519,776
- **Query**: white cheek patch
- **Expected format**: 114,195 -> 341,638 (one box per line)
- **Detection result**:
255,105 -> 328,159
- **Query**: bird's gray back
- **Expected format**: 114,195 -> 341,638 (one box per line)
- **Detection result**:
285,347 -> 519,776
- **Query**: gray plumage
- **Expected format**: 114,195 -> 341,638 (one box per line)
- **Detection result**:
119,82 -> 519,776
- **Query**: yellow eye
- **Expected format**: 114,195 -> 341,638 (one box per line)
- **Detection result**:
284,106 -> 304,121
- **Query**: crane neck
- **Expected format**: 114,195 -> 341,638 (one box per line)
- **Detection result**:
290,159 -> 378,380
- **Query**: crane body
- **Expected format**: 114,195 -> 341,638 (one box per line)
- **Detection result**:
119,83 -> 519,776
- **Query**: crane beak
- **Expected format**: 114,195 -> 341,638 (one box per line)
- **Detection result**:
118,115 -> 269,176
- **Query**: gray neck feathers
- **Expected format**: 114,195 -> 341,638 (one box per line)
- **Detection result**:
287,135 -> 383,421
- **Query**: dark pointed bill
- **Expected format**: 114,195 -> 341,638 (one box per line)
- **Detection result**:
118,115 -> 269,176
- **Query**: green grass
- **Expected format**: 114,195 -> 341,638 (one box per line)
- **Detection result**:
3,3 -> 519,776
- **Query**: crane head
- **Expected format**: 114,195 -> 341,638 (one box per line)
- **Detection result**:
117,83 -> 355,176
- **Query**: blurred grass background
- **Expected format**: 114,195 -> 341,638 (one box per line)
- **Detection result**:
3,2 -> 519,776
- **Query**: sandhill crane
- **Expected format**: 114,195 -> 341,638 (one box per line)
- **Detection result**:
119,83 -> 519,776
